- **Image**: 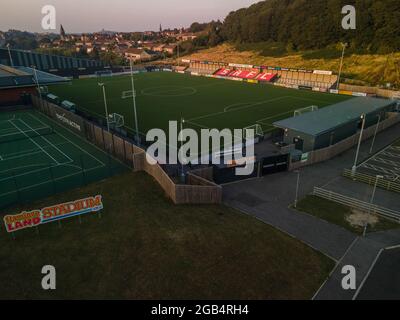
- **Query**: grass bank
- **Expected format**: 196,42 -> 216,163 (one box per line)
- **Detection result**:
0,172 -> 334,299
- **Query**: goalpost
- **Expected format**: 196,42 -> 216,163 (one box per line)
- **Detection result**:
108,113 -> 125,129
243,124 -> 264,140
121,90 -> 136,99
293,105 -> 319,117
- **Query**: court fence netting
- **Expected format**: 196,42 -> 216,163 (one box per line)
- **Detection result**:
1,152 -> 124,210
31,94 -> 136,168
0,96 -> 133,209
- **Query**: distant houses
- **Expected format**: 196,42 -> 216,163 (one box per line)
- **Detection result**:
21,24 -> 197,64
124,48 -> 158,62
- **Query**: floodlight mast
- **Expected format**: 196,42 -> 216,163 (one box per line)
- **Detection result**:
352,113 -> 366,174
98,83 -> 110,132
6,43 -> 14,67
336,42 -> 347,91
32,65 -> 43,109
130,59 -> 140,144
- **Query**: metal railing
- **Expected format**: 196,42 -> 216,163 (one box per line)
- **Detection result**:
343,169 -> 400,194
313,187 -> 400,221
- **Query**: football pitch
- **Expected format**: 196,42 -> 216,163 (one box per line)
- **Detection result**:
0,110 -> 127,209
50,72 -> 350,137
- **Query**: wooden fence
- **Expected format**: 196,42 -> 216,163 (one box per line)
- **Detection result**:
32,95 -> 222,204
339,84 -> 400,99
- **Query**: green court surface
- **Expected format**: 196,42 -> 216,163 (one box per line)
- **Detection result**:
0,110 -> 128,209
50,72 -> 350,137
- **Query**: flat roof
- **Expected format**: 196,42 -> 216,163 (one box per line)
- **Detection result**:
273,97 -> 395,136
14,66 -> 68,85
0,65 -> 68,89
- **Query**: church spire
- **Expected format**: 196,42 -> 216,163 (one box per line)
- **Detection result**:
60,24 -> 66,40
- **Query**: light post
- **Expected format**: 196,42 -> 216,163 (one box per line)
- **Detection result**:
294,170 -> 301,208
337,42 -> 347,91
32,65 -> 44,108
129,59 -> 140,144
352,114 -> 366,175
369,114 -> 381,154
98,83 -> 110,132
370,175 -> 383,207
6,43 -> 14,67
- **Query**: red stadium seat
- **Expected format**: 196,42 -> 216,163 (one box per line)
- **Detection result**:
255,72 -> 278,82
214,68 -> 233,76
228,70 -> 260,79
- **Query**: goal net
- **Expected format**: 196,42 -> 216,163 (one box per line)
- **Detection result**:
121,90 -> 135,99
294,105 -> 318,117
243,124 -> 264,140
108,113 -> 125,128
95,70 -> 113,77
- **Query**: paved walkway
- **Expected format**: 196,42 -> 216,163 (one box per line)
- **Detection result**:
223,122 -> 400,299
314,230 -> 400,300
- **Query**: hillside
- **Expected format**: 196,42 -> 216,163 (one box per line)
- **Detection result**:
220,0 -> 400,53
185,43 -> 400,88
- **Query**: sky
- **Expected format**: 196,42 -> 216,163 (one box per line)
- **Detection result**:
0,0 -> 261,33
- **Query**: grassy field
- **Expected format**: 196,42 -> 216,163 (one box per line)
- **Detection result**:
50,71 -> 349,138
295,195 -> 400,235
186,43 -> 400,88
0,172 -> 334,299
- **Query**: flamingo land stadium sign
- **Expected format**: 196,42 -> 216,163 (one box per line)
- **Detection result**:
3,195 -> 103,233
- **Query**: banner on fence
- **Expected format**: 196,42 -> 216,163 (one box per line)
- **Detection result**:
313,70 -> 333,75
339,90 -> 353,96
229,63 -> 254,69
47,102 -> 86,136
3,195 -> 103,233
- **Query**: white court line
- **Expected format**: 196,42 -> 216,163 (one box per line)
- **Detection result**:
18,118 -> 73,163
0,142 -> 70,162
9,120 -> 59,165
0,163 -> 58,178
1,141 -> 69,159
29,113 -> 105,166
0,164 -> 106,197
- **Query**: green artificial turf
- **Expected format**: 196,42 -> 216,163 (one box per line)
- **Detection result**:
50,72 -> 349,136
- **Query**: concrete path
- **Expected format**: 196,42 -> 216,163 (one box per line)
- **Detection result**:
223,122 -> 400,299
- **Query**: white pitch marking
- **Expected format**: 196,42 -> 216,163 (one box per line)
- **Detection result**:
8,120 -> 59,165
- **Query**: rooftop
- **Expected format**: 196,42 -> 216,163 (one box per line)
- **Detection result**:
0,65 -> 69,89
273,97 -> 395,136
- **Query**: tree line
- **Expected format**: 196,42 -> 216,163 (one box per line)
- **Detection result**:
216,0 -> 399,53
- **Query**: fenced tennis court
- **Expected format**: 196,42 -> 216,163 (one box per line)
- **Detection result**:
0,110 -> 128,209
